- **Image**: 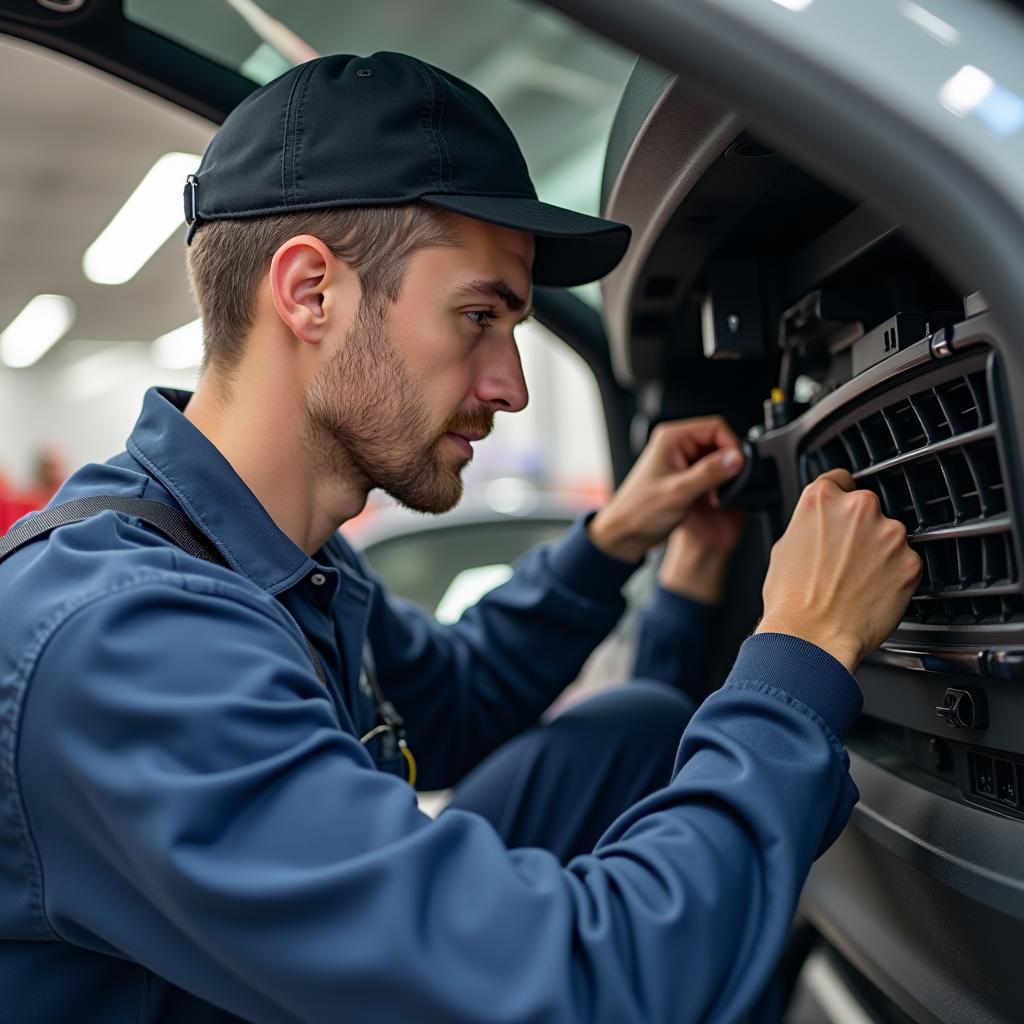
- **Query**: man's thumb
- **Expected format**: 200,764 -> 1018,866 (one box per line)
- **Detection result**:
675,447 -> 744,502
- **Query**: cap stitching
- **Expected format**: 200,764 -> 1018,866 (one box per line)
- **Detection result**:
291,61 -> 318,205
409,58 -> 442,190
278,57 -> 317,207
430,67 -> 454,190
279,63 -> 309,207
424,61 -> 442,189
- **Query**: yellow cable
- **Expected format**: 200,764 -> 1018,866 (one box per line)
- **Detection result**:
399,739 -> 417,789
359,726 -> 417,788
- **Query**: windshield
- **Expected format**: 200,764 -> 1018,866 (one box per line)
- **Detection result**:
125,0 -> 635,233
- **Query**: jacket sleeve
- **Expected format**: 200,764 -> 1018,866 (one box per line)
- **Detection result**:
352,516 -> 641,788
630,583 -> 721,700
19,570 -> 861,1024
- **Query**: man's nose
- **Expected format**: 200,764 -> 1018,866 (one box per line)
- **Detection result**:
475,334 -> 529,413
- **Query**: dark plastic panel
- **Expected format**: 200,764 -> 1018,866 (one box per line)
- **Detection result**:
803,752 -> 1024,1024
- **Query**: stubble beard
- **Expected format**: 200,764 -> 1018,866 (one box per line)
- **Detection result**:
303,305 -> 490,515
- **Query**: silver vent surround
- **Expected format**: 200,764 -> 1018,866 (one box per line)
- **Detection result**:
802,348 -> 1023,640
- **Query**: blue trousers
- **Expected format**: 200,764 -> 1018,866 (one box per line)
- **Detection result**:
447,681 -> 790,1021
446,681 -> 695,862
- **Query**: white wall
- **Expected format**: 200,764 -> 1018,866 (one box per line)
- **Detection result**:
0,344 -> 197,489
0,322 -> 610,496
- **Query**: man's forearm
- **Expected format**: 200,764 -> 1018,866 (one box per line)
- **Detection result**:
364,515 -> 640,788
631,585 -> 720,701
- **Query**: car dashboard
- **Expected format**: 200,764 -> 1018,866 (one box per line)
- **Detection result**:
602,60 -> 1024,1023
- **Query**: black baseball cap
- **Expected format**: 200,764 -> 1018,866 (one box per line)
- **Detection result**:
183,52 -> 630,287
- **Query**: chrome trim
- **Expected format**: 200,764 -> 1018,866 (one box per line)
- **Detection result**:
908,516 -> 1012,543
868,647 -> 985,675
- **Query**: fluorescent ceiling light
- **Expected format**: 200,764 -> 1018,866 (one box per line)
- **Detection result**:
62,345 -> 144,402
940,67 -> 1024,136
770,0 -> 815,11
0,294 -> 76,368
153,319 -> 204,369
900,2 -> 959,45
940,65 -> 994,116
83,152 -> 200,286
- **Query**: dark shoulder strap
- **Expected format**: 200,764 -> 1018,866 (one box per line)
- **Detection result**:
0,496 -> 327,684
0,495 -> 225,566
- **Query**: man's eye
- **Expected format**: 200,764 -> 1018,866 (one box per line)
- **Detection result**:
465,310 -> 497,329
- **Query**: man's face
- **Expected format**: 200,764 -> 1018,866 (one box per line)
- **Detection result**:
304,215 -> 533,514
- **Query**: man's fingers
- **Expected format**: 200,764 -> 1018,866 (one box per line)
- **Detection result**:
815,468 -> 857,493
692,418 -> 740,454
653,416 -> 741,468
673,446 -> 745,504
655,417 -> 740,451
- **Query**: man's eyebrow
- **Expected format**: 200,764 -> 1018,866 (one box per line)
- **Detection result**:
455,279 -> 533,320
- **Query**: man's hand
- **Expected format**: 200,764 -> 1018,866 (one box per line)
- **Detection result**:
588,416 -> 745,563
756,469 -> 923,672
658,500 -> 745,605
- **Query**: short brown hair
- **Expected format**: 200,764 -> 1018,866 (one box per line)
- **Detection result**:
185,203 -> 461,374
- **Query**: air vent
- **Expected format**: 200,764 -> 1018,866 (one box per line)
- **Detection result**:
803,354 -> 1022,628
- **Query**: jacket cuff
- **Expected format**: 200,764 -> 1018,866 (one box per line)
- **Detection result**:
725,633 -> 863,741
546,513 -> 641,603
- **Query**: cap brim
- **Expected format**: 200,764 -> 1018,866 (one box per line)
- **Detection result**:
422,194 -> 630,287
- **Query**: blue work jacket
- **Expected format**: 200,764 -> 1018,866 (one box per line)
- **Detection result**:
0,387 -> 861,1023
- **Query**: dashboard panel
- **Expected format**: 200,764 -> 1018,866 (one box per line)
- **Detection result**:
602,59 -> 1024,1024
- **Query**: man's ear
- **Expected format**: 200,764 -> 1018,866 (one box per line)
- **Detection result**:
269,234 -> 345,345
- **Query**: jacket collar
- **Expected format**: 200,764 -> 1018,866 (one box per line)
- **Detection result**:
125,387 -> 325,595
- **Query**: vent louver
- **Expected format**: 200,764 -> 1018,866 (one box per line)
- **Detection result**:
802,355 -> 1022,628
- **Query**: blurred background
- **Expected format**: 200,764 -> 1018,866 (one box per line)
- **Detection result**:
0,0 -> 637,537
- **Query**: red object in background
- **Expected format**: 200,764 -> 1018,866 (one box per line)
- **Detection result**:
0,446 -> 68,534
0,490 -> 49,535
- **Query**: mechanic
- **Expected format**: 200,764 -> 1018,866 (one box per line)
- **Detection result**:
0,52 -> 921,1023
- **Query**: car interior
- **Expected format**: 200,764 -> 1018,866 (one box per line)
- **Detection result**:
1,1 -> 1021,1021
599,59 -> 1024,1023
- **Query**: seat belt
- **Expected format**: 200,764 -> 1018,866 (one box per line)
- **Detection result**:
0,496 -> 416,783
